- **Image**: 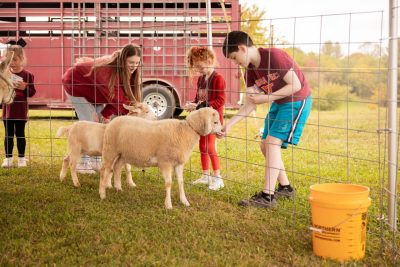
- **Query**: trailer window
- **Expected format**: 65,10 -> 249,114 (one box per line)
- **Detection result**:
63,3 -> 95,9
19,2 -> 60,9
0,3 -> 16,8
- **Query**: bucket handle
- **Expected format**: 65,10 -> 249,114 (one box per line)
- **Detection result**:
309,211 -> 365,232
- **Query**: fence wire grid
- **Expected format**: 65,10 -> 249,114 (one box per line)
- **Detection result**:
0,0 -> 398,264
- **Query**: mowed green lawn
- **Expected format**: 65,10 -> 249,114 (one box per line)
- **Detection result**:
0,104 -> 398,266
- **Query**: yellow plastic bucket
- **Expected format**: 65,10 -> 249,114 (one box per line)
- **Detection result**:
308,183 -> 371,261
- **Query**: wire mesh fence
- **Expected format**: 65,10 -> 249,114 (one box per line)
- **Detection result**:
0,0 -> 398,264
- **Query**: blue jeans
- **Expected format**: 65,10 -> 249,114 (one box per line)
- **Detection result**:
67,94 -> 105,122
67,94 -> 105,164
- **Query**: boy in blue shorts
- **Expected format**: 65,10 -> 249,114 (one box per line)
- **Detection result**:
219,31 -> 312,208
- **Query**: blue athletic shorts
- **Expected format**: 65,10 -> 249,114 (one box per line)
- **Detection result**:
262,96 -> 312,149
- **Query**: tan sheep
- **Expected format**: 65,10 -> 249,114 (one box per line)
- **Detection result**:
0,51 -> 16,104
99,107 -> 223,209
56,103 -> 156,187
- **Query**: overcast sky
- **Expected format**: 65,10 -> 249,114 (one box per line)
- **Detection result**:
239,0 -> 397,53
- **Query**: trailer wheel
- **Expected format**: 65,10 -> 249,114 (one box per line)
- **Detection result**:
142,84 -> 175,119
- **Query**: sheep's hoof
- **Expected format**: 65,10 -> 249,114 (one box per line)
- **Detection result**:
128,182 -> 137,188
59,171 -> 67,181
182,201 -> 190,207
73,182 -> 81,188
115,187 -> 123,192
99,189 -> 106,199
106,183 -> 113,189
165,202 -> 173,209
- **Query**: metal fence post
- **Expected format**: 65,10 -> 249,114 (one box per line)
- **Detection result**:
387,0 -> 398,232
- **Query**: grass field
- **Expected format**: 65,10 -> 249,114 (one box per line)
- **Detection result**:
0,104 -> 399,266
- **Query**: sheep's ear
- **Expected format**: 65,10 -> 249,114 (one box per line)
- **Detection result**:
124,104 -> 142,115
123,103 -> 138,111
203,120 -> 212,135
123,104 -> 131,110
138,103 -> 148,112
128,108 -> 141,115
202,109 -> 212,134
0,51 -> 13,73
136,102 -> 149,111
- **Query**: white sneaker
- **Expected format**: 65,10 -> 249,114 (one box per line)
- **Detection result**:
17,157 -> 27,168
192,174 -> 211,185
76,162 -> 96,174
209,176 -> 224,191
1,157 -> 13,168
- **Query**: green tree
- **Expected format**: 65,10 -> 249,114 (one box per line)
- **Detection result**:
312,82 -> 349,111
237,4 -> 270,92
240,4 -> 269,46
322,41 -> 342,58
320,41 -> 343,85
284,47 -> 308,66
342,52 -> 383,98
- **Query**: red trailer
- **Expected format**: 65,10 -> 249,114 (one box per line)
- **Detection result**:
0,0 -> 241,118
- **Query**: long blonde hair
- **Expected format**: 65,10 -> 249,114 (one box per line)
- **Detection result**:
83,44 -> 142,102
7,45 -> 26,66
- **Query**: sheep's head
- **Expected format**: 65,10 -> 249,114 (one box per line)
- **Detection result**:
123,102 -> 157,120
186,107 -> 222,136
0,51 -> 16,104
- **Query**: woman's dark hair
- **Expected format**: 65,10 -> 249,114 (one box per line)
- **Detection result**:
222,31 -> 254,58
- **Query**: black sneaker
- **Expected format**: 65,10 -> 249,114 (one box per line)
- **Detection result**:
238,191 -> 277,208
275,184 -> 296,200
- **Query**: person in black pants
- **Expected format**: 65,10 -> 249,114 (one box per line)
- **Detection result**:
2,44 -> 36,168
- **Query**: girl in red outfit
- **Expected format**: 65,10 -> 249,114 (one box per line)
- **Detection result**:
62,44 -> 142,173
185,46 -> 225,191
2,45 -> 36,168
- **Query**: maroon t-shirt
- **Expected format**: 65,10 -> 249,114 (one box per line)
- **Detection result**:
245,48 -> 311,104
2,69 -> 36,120
62,61 -> 131,119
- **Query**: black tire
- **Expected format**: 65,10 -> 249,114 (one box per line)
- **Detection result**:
142,84 -> 175,119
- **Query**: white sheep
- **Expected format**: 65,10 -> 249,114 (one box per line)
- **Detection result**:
56,103 -> 156,187
99,107 -> 222,209
0,51 -> 16,104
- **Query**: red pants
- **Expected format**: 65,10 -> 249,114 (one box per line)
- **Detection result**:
199,134 -> 220,171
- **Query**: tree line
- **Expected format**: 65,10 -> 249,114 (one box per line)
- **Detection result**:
241,4 -> 399,110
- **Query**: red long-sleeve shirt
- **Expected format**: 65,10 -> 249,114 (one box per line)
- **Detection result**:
62,61 -> 130,119
194,71 -> 225,123
2,69 -> 36,121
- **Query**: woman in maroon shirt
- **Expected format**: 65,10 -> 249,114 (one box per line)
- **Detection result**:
62,44 -> 142,173
2,45 -> 36,168
185,46 -> 225,191
62,44 -> 142,121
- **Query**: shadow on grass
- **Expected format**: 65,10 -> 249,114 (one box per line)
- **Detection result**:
29,116 -> 78,120
29,112 -> 237,121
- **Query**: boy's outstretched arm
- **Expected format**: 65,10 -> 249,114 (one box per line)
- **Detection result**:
218,85 -> 258,137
